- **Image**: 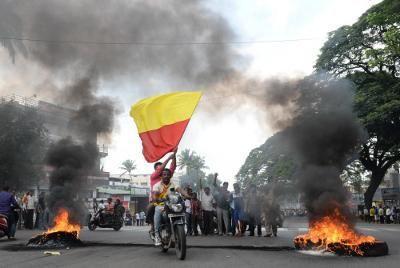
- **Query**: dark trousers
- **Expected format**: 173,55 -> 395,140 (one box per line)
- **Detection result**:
249,215 -> 262,236
203,210 -> 213,235
185,212 -> 192,235
192,215 -> 201,235
5,213 -> 15,238
25,209 -> 34,229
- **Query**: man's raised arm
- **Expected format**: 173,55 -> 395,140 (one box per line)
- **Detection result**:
150,152 -> 176,181
170,148 -> 177,174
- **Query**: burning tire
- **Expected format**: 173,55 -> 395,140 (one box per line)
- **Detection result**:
27,231 -> 83,248
293,209 -> 389,257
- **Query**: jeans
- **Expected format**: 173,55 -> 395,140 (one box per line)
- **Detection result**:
185,212 -> 193,235
154,206 -> 163,236
6,213 -> 16,237
216,207 -> 230,235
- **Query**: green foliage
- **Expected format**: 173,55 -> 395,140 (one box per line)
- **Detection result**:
341,160 -> 370,195
236,132 -> 296,190
316,0 -> 400,77
315,0 -> 400,207
0,101 -> 48,189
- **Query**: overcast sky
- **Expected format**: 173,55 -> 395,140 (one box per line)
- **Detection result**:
0,0 -> 381,186
102,0 -> 381,184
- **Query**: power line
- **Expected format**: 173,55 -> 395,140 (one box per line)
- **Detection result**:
0,35 -> 324,46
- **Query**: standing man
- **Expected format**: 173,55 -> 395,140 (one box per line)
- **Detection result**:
135,212 -> 140,226
213,174 -> 231,236
35,192 -> 46,230
185,193 -> 193,235
199,179 -> 215,235
0,186 -> 20,239
231,183 -> 244,237
245,184 -> 262,237
25,192 -> 35,230
139,211 -> 145,226
147,150 -> 177,236
191,192 -> 202,236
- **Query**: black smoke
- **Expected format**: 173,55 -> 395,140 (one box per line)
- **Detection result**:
0,0 -> 237,87
280,74 -> 365,222
0,0 -> 238,223
45,75 -> 117,222
45,139 -> 98,223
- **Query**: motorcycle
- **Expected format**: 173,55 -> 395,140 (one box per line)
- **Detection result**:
0,213 -> 8,239
88,205 -> 124,231
150,188 -> 187,260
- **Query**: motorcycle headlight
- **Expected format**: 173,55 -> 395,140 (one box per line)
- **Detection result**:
168,194 -> 179,204
171,203 -> 183,213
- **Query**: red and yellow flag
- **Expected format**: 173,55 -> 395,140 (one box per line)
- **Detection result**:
130,91 -> 202,162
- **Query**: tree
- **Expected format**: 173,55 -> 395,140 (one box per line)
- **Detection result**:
340,160 -> 370,195
0,101 -> 48,189
315,0 -> 400,208
177,149 -> 208,191
236,131 -> 297,190
120,159 -> 136,180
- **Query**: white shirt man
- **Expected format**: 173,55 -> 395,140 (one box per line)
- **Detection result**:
26,194 -> 35,210
200,190 -> 214,212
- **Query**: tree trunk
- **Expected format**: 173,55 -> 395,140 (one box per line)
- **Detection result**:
364,170 -> 385,209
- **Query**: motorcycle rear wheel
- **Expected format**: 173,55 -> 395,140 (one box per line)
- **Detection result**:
175,225 -> 186,260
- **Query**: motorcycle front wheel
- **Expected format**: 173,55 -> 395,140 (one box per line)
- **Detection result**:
174,224 -> 186,260
88,221 -> 97,231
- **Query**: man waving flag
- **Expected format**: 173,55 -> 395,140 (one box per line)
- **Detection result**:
130,91 -> 202,162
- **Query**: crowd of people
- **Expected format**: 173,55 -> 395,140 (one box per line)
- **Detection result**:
180,174 -> 283,238
0,187 -> 49,239
359,205 -> 400,224
147,151 -> 284,245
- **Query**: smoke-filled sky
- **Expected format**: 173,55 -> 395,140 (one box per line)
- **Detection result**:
0,0 -> 381,185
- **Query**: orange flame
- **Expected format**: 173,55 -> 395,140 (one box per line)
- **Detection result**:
295,208 -> 375,255
45,208 -> 81,236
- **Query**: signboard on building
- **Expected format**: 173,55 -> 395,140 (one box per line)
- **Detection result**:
381,188 -> 400,200
130,187 -> 149,197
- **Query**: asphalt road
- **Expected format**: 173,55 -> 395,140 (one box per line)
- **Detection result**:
0,217 -> 399,268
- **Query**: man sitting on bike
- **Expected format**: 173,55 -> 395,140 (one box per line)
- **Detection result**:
152,168 -> 189,246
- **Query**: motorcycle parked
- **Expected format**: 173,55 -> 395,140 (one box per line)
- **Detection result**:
88,205 -> 125,231
0,213 -> 8,239
150,188 -> 187,260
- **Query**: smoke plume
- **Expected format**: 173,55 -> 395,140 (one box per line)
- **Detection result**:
280,74 -> 365,222
0,0 -> 239,222
0,0 -> 237,88
45,139 -> 98,223
1,0 -> 365,226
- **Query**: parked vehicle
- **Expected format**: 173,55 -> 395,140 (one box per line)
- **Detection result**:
88,205 -> 125,231
0,214 -> 8,239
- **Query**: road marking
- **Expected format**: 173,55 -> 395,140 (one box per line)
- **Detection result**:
379,228 -> 400,232
358,227 -> 377,232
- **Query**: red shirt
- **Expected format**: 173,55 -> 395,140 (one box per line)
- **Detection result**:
191,199 -> 202,217
149,161 -> 176,200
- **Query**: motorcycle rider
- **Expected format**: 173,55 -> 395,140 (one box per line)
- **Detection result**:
0,186 -> 20,239
147,149 -> 177,237
152,168 -> 189,246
